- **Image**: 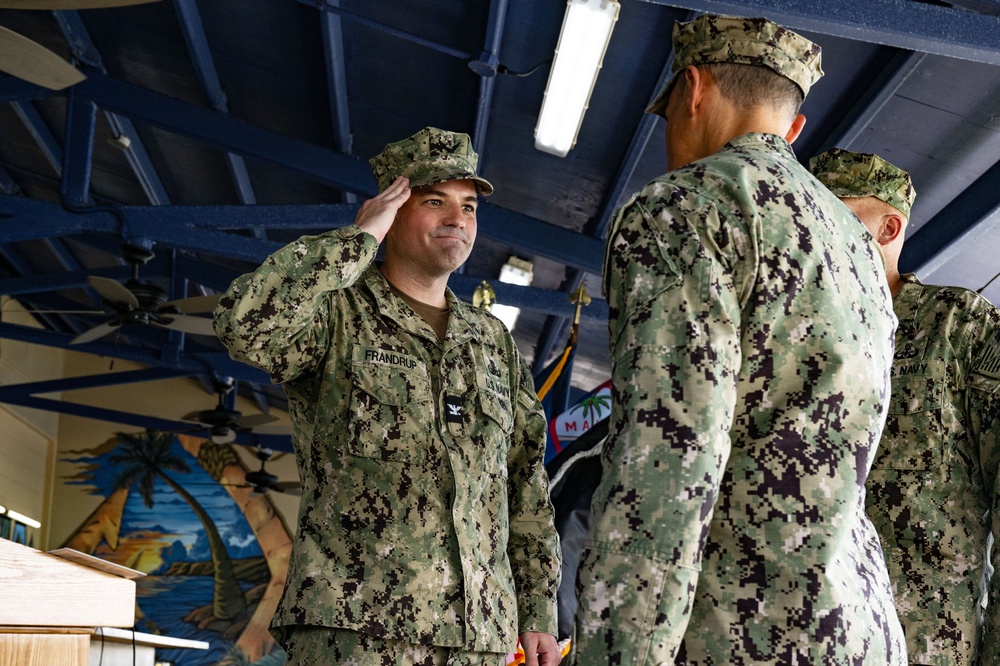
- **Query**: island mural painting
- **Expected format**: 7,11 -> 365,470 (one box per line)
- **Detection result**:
60,431 -> 292,666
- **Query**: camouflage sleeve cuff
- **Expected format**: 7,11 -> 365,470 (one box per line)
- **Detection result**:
573,544 -> 698,664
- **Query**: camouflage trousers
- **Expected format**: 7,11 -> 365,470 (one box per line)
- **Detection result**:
279,626 -> 508,666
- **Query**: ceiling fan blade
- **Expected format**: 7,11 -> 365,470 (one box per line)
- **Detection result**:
0,26 -> 85,91
271,481 -> 302,496
153,313 -> 217,336
88,276 -> 139,309
0,0 -> 161,8
160,294 -> 221,314
249,423 -> 293,436
71,320 -> 120,344
234,413 -> 280,428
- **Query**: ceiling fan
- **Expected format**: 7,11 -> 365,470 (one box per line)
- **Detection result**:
70,241 -> 219,344
238,446 -> 301,496
0,0 -> 160,91
181,377 -> 288,444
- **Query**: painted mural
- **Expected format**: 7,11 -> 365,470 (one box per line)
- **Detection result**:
61,431 -> 291,665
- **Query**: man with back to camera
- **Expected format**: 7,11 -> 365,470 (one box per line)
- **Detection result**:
573,15 -> 906,664
213,127 -> 562,666
811,147 -> 1000,666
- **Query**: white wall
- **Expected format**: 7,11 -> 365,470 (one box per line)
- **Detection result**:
0,297 -> 64,549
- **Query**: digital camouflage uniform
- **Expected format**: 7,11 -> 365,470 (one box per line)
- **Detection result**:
213,128 -> 560,661
574,15 -> 906,665
811,148 -> 1000,666
869,276 -> 1000,666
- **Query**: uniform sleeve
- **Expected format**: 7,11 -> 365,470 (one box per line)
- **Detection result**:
573,194 -> 745,664
213,225 -> 379,384
967,317 -> 1000,665
506,356 -> 561,636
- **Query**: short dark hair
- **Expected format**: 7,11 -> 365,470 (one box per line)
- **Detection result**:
697,62 -> 804,119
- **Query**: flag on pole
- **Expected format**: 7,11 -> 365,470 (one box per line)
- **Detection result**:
534,285 -> 589,462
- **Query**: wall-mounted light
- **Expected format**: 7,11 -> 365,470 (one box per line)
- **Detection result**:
6,509 -> 40,529
534,0 -> 620,157
492,256 -> 534,331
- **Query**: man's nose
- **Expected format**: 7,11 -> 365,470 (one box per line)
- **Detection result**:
442,204 -> 467,227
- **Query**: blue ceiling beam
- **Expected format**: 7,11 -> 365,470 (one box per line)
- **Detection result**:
105,113 -> 171,206
0,321 -> 269,383
639,0 -> 1000,65
803,49 -> 926,158
60,87 -> 96,207
0,77 -> 58,103
173,0 -> 258,208
320,1 -> 357,206
900,157 -> 1000,275
0,367 -> 194,396
3,73 -> 606,271
470,0 -> 509,158
0,389 -> 291,450
302,0 -> 472,61
54,10 -> 171,207
76,71 -> 377,194
10,101 -> 63,175
0,165 -> 20,194
0,246 -> 71,333
0,265 -> 128,296
0,195 -> 606,318
320,2 -> 353,156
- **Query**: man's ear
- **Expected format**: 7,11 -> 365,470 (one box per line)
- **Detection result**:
879,213 -> 906,244
785,113 -> 806,144
682,65 -> 705,116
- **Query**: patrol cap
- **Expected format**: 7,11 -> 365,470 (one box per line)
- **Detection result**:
647,14 -> 823,117
809,148 -> 916,218
369,126 -> 493,196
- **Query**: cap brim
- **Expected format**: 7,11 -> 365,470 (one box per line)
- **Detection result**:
645,75 -> 677,118
410,173 -> 493,197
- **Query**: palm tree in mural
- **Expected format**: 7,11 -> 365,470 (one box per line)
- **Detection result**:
110,430 -> 247,620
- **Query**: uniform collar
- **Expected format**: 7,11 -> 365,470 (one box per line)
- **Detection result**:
362,264 -> 481,348
892,273 -> 924,322
724,132 -> 795,157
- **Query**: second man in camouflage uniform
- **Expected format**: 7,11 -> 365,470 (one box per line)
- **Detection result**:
811,147 -> 1000,666
574,15 -> 906,665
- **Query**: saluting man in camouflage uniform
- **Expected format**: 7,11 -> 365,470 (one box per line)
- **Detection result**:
574,15 -> 906,665
214,127 -> 562,666
811,147 -> 1000,666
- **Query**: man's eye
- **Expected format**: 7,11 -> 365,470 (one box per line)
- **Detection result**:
463,205 -> 476,213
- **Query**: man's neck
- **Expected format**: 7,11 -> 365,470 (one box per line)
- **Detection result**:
887,270 -> 904,298
378,261 -> 449,308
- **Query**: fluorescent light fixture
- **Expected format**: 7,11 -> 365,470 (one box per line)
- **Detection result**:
534,0 -> 620,157
0,504 -> 5,514
493,257 -> 533,331
7,509 -> 40,529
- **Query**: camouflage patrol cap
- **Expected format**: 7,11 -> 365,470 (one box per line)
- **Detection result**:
369,126 -> 493,196
647,15 -> 823,117
809,148 -> 916,218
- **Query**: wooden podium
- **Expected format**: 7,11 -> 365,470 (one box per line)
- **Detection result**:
0,538 -> 137,666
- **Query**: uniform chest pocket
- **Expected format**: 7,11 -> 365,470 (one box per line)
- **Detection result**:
478,387 -> 514,434
347,360 -> 431,462
872,375 -> 944,471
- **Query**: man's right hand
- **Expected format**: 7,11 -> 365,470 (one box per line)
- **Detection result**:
354,176 -> 411,244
